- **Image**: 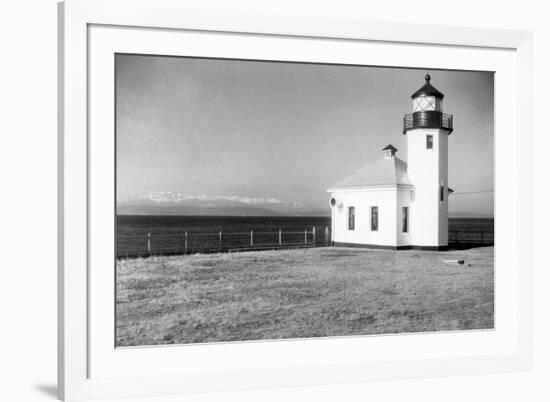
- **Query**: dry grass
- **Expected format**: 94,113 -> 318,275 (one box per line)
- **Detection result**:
116,246 -> 494,346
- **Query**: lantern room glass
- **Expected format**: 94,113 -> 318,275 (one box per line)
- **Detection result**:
412,95 -> 442,112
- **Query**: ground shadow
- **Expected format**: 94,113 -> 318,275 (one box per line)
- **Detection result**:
34,384 -> 57,399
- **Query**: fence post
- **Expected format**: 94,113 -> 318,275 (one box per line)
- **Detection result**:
313,227 -> 316,247
278,229 -> 282,245
250,230 -> 253,246
325,226 -> 329,245
304,229 -> 307,244
219,231 -> 222,251
184,232 -> 188,254
147,232 -> 151,255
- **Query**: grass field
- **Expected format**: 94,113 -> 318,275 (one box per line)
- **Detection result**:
116,246 -> 494,346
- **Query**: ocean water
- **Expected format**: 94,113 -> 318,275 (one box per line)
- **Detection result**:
116,215 -> 494,257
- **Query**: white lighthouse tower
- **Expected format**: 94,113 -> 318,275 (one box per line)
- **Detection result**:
403,74 -> 453,249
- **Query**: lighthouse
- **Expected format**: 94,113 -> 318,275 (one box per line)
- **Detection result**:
403,74 -> 453,249
327,74 -> 454,250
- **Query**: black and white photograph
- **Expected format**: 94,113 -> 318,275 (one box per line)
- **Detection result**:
115,54 -> 494,347
6,0 -> 548,400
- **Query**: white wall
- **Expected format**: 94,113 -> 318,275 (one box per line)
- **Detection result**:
406,128 -> 448,246
331,189 -> 397,246
331,188 -> 414,247
2,1 -> 549,402
438,132 -> 449,245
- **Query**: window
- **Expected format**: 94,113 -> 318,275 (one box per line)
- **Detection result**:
440,185 -> 445,202
413,96 -> 436,112
402,207 -> 409,233
370,206 -> 378,231
348,207 -> 355,230
426,135 -> 433,149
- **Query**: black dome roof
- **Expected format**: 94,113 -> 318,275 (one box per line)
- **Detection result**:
411,74 -> 444,99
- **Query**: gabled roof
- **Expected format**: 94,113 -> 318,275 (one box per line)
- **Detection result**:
411,74 -> 444,99
328,156 -> 412,190
382,144 -> 398,152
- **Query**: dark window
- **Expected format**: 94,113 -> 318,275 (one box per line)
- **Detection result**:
426,135 -> 433,149
348,207 -> 355,230
371,206 -> 378,231
402,207 -> 409,233
440,185 -> 445,202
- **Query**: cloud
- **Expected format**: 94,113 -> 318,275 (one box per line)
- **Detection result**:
138,191 -> 285,206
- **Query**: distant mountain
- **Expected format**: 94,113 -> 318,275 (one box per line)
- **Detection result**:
118,192 -> 329,217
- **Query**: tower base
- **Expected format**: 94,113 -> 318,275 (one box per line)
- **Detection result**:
332,242 -> 448,251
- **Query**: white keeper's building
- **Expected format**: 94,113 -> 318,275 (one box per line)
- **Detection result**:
327,74 -> 454,250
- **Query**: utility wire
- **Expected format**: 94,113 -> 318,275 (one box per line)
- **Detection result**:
450,190 -> 494,196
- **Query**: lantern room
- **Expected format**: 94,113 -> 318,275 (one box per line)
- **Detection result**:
411,74 -> 444,112
403,74 -> 453,134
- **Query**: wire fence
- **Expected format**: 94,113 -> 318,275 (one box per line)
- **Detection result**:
117,227 -> 332,259
117,227 -> 493,259
448,230 -> 494,245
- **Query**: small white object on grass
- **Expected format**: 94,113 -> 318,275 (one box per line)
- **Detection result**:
443,259 -> 465,265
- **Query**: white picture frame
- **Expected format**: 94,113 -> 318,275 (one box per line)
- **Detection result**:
58,0 -> 533,400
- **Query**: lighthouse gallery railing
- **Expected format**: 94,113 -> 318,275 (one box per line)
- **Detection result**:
403,111 -> 453,134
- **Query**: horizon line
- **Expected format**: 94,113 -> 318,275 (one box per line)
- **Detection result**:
115,213 -> 495,219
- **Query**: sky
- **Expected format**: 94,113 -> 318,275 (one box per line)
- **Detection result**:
116,54 -> 494,217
